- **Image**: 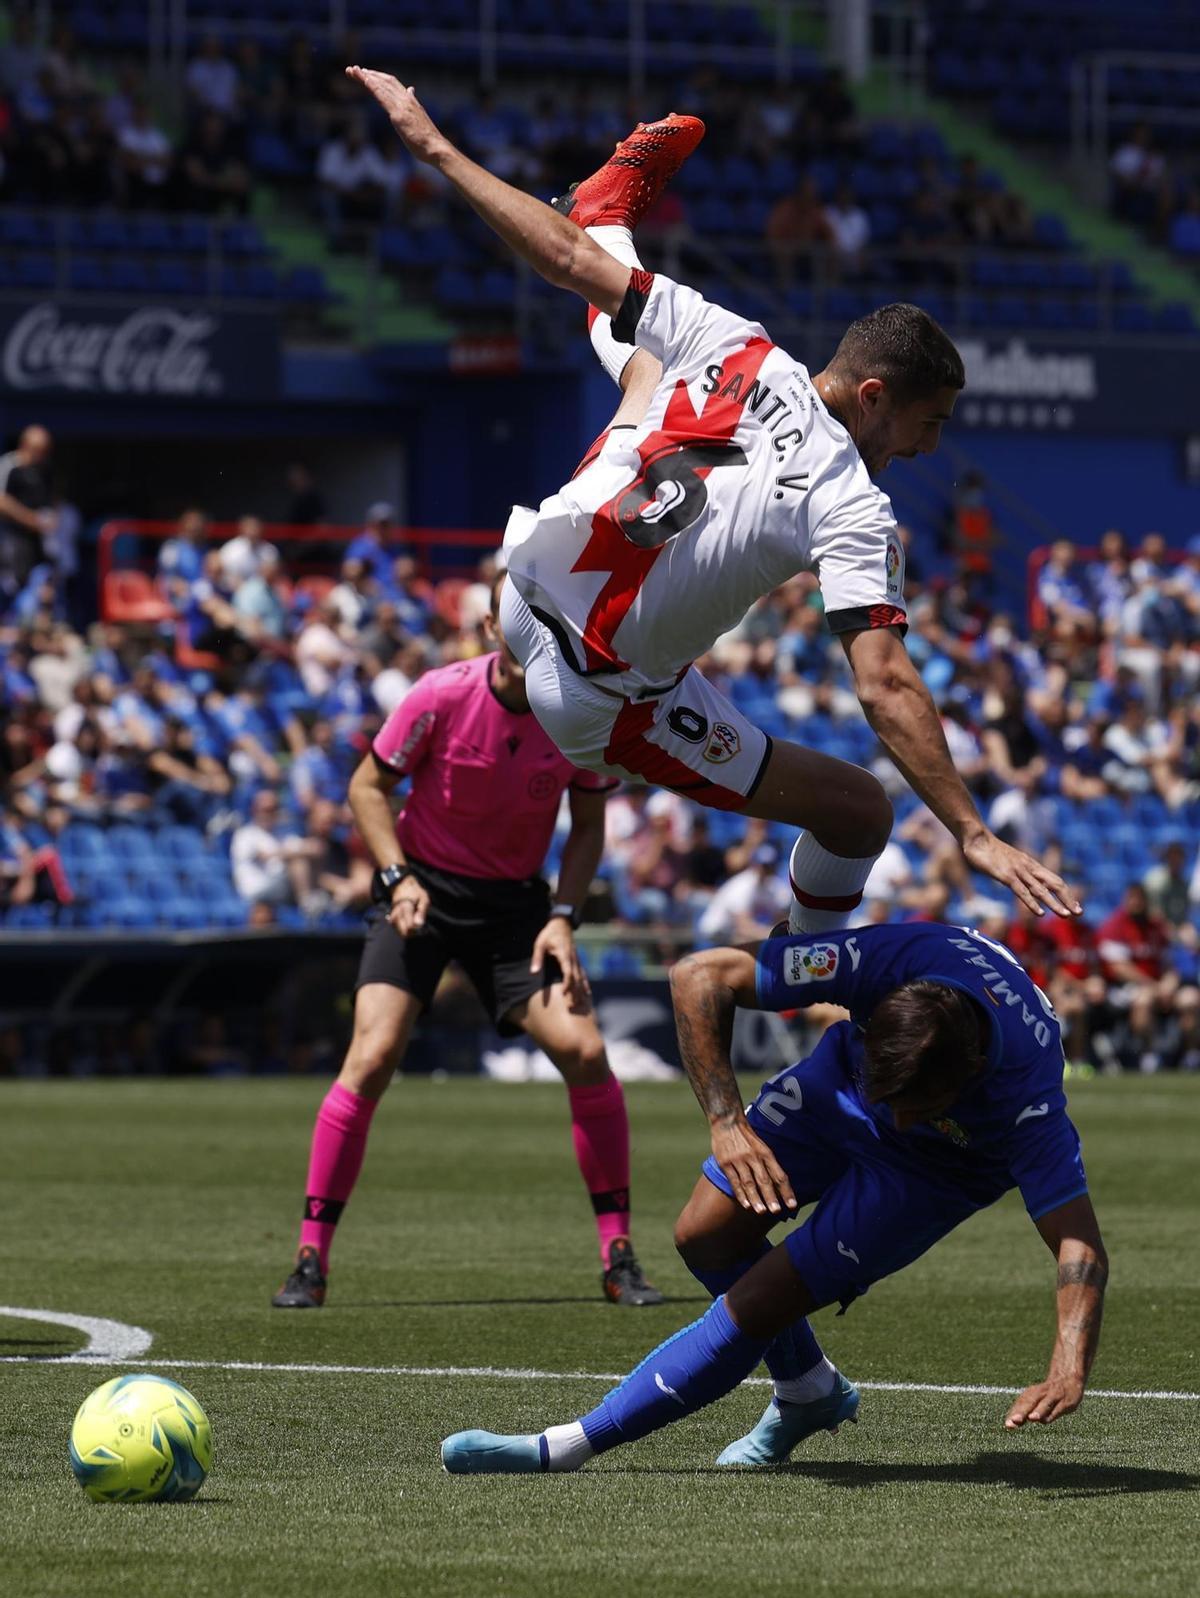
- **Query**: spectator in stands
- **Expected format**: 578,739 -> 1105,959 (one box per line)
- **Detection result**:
218,515 -> 280,589
232,39 -> 279,125
860,837 -> 916,915
387,555 -> 433,636
328,557 -> 376,635
232,549 -> 287,640
184,551 -> 256,665
1037,539 -> 1094,643
303,797 -> 371,914
230,788 -> 318,912
1087,529 -> 1132,633
1174,986 -> 1200,1073
346,501 -> 401,589
186,34 -> 241,121
44,20 -> 94,105
1144,838 -> 1193,927
116,98 -> 172,208
1109,122 -> 1168,229
157,507 -> 209,605
765,174 -> 831,286
458,88 -> 530,183
823,181 -> 871,274
1168,188 -> 1200,258
284,463 -> 327,525
368,637 -> 424,716
146,715 -> 231,825
805,67 -> 860,155
949,154 -> 997,244
180,112 -> 250,215
290,719 -> 347,814
318,113 -> 392,234
1102,695 -> 1185,809
0,808 -> 73,909
205,685 -> 283,788
103,61 -> 142,138
0,12 -> 42,101
1100,988 -> 1181,1074
295,599 -> 355,699
622,805 -> 691,925
0,424 -> 55,606
696,844 -> 791,944
981,666 -> 1048,845
1059,714 -> 1112,803
1096,882 -> 1176,1007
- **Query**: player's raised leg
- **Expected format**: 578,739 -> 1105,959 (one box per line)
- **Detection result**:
441,1239 -> 812,1473
271,982 -> 422,1308
508,980 -> 663,1306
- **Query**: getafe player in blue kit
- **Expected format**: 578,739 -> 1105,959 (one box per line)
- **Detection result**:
442,921 -> 1108,1472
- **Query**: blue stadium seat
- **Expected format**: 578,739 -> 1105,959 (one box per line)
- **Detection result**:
285,265 -> 335,305
14,255 -> 56,291
109,259 -> 152,294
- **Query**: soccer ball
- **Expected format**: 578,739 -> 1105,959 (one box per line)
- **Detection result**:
69,1373 -> 212,1503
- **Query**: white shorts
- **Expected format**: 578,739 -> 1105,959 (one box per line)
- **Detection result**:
499,581 -> 771,810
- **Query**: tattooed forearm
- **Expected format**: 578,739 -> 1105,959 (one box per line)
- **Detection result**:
671,959 -> 743,1124
1057,1259 -> 1109,1291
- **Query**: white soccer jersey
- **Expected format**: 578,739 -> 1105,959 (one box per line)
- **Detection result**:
503,271 -> 906,692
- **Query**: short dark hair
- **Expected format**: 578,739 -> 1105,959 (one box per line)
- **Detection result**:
829,303 -> 965,405
863,980 -> 986,1105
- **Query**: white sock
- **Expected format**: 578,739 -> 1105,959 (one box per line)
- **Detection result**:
542,1421 -> 594,1472
585,225 -> 645,387
788,831 -> 880,935
773,1356 -> 838,1406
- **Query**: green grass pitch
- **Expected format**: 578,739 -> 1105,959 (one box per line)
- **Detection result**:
2,1075 -> 1198,1598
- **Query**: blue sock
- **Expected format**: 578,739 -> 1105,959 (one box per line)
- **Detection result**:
687,1251 -> 823,1386
580,1296 -> 769,1453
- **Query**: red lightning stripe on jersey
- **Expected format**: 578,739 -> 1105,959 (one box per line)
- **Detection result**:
571,336 -> 772,672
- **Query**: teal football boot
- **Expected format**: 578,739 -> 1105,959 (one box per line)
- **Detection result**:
715,1372 -> 859,1467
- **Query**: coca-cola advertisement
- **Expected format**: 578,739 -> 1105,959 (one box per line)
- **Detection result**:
0,299 -> 280,403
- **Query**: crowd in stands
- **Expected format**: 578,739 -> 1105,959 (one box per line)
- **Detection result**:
4,13 -> 1192,339
2,409 -> 1200,1072
1108,121 -> 1200,264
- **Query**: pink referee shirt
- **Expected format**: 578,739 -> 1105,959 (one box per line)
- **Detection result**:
372,653 -> 616,881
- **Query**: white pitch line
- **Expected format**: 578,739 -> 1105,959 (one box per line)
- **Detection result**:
0,1305 -> 153,1361
1,1350 -> 1195,1404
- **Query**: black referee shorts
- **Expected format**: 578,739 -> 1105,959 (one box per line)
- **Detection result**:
355,857 -> 563,1037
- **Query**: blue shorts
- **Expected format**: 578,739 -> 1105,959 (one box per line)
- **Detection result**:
701,1022 -> 1003,1310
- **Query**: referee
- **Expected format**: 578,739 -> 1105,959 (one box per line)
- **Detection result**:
273,577 -> 662,1308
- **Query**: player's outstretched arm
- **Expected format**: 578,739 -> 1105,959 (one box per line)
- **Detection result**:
346,67 -> 630,317
843,626 -> 1082,919
1005,1194 -> 1108,1430
669,946 -> 797,1216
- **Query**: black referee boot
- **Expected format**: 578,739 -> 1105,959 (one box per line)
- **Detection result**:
602,1238 -> 664,1307
271,1245 -> 327,1309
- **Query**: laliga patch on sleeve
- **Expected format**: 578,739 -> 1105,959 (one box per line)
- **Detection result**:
885,534 -> 905,600
784,942 -> 839,985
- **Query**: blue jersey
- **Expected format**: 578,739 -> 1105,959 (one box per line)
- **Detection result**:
755,922 -> 1087,1220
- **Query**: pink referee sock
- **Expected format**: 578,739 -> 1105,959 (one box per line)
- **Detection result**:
568,1077 -> 632,1266
298,1081 -> 379,1272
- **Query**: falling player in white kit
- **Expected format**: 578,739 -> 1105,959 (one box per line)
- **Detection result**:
347,68 -> 1080,931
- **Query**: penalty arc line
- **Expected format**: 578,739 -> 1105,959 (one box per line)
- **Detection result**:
0,1349 -> 1196,1404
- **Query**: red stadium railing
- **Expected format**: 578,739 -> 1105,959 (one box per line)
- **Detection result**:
97,519 -> 503,625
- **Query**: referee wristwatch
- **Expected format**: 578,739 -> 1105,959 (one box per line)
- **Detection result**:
376,863 -> 413,900
548,902 -> 581,930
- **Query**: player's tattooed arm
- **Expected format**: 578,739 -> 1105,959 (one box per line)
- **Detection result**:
670,948 -> 796,1215
1005,1194 -> 1108,1430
